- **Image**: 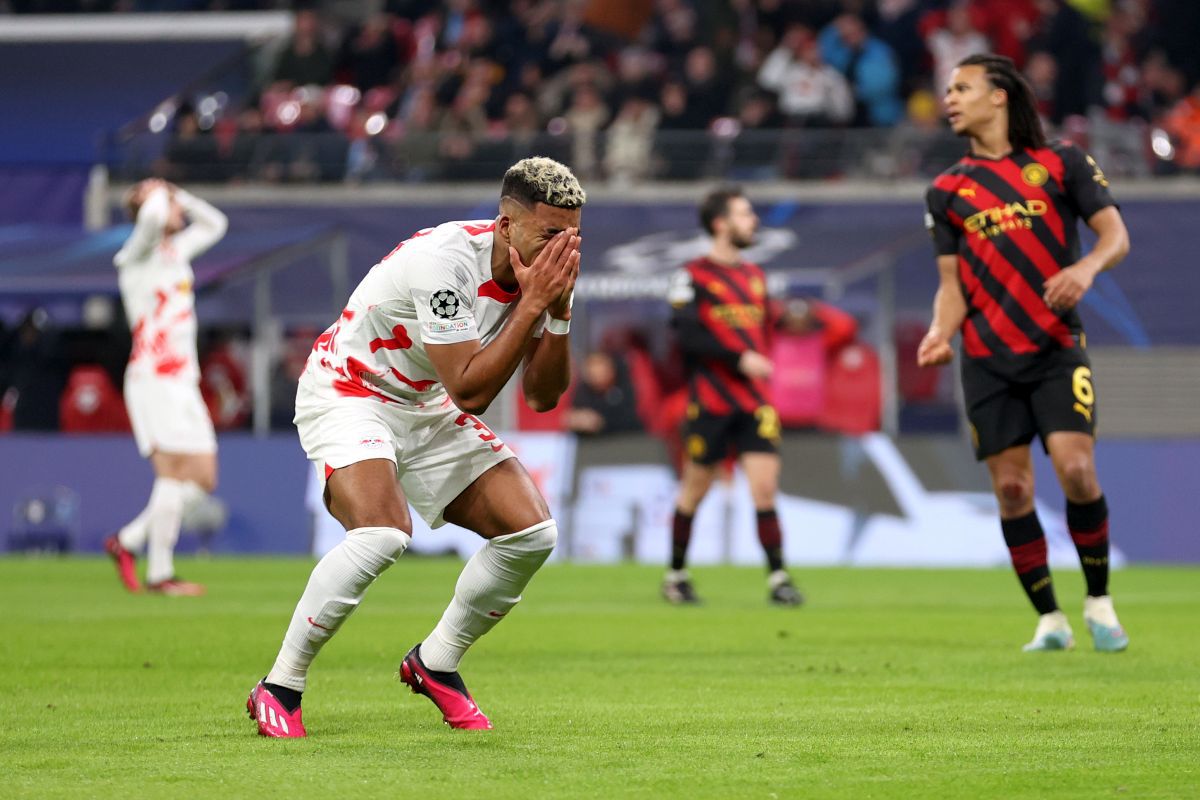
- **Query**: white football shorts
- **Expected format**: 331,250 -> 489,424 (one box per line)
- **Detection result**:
124,375 -> 217,458
294,385 -> 515,528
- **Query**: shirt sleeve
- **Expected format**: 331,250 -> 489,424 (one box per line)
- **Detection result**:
113,187 -> 169,267
1060,143 -> 1117,221
924,185 -> 960,256
409,252 -> 480,345
668,267 -> 744,366
172,189 -> 229,261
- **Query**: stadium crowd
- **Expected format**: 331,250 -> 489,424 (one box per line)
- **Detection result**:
20,0 -> 1192,181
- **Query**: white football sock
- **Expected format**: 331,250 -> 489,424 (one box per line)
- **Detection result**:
145,478 -> 186,584
420,519 -> 558,672
117,506 -> 151,553
266,526 -> 410,692
179,480 -> 208,517
118,481 -> 208,554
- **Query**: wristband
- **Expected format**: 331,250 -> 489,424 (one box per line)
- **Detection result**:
545,316 -> 571,335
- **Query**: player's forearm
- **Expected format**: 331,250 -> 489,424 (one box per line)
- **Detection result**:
451,302 -> 544,414
175,190 -> 229,241
1076,223 -> 1130,277
522,331 -> 571,412
929,284 -> 968,340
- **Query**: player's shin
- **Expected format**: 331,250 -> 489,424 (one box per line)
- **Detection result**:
420,519 -> 558,672
266,526 -> 411,692
1067,495 -> 1110,597
145,477 -> 187,584
1001,512 -> 1059,614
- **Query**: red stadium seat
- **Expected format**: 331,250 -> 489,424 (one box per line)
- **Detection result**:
895,320 -> 941,402
59,365 -> 130,433
817,343 -> 881,434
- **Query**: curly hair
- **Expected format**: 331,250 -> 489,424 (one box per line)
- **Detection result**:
501,157 -> 587,209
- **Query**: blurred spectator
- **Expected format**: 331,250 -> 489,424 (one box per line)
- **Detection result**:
1100,4 -> 1147,121
565,351 -> 643,436
1025,51 -> 1060,122
162,104 -> 221,183
926,2 -> 990,99
682,46 -> 731,129
819,14 -> 903,126
604,95 -> 660,186
1,309 -> 66,432
874,0 -> 927,97
336,13 -> 401,90
1162,82 -> 1200,171
564,83 -> 610,180
270,9 -> 335,89
1027,0 -> 1100,122
757,25 -> 854,127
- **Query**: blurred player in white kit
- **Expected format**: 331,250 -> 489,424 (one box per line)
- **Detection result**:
104,180 -> 227,596
247,157 -> 583,737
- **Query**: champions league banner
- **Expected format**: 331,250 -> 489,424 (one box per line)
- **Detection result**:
0,432 -> 1195,563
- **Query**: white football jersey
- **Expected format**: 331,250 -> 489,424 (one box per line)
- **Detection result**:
300,219 -> 545,405
114,188 -> 227,383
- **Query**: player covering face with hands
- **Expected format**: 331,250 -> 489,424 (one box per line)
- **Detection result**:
248,158 -> 582,737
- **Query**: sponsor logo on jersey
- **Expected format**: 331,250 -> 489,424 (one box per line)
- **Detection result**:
963,199 -> 1048,239
359,437 -> 385,448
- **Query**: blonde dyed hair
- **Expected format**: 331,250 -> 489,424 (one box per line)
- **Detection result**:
501,157 -> 586,209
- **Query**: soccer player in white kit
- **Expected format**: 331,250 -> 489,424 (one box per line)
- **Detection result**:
104,180 -> 227,597
247,158 -> 584,737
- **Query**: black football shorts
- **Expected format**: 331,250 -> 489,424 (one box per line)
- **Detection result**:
683,405 -> 781,465
960,348 -> 1097,461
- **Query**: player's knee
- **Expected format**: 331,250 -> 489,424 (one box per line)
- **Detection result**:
345,526 -> 411,571
495,519 -> 558,559
996,477 -> 1033,512
1058,457 -> 1098,499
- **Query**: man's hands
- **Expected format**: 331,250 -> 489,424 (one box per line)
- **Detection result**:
738,350 -> 773,379
1042,262 -> 1097,312
510,228 -> 581,316
916,329 -> 954,367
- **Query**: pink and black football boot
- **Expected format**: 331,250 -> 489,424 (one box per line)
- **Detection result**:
247,681 -> 306,738
399,645 -> 493,730
103,535 -> 141,592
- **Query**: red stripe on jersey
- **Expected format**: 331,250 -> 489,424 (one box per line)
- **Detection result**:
956,187 -> 1075,348
324,463 -> 335,480
389,368 -> 438,392
462,222 -> 496,236
368,325 -> 413,353
695,374 -> 733,415
956,256 -> 1040,354
711,361 -> 762,411
961,319 -> 993,358
985,156 -> 1067,249
478,279 -> 520,303
1029,147 -> 1066,189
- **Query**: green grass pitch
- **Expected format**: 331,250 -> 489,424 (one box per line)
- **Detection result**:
2,558 -> 1197,799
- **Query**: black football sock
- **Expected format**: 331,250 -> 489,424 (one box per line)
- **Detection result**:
1067,495 -> 1110,597
1001,512 -> 1059,615
670,510 -> 694,572
263,681 -> 302,713
756,509 -> 785,573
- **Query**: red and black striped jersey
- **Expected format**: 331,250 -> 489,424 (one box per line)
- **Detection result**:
925,140 -> 1116,373
668,257 -> 772,414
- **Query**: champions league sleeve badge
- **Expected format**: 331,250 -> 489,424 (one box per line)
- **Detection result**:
430,289 -> 461,319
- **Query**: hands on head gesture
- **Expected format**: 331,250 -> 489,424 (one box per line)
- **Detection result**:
510,228 -> 581,317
